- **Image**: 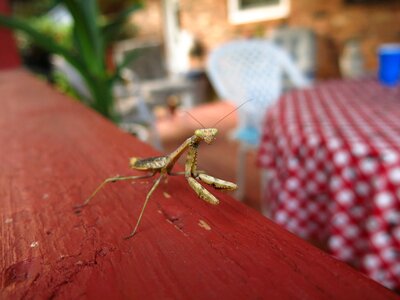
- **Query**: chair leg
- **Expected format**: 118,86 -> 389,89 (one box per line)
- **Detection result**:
235,143 -> 247,201
148,121 -> 163,151
181,91 -> 194,109
137,94 -> 163,151
260,169 -> 271,217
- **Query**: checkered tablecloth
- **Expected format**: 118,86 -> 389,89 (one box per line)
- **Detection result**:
257,78 -> 400,290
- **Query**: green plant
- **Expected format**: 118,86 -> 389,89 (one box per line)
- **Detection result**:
16,16 -> 72,53
52,69 -> 81,100
0,0 -> 143,121
11,0 -> 56,17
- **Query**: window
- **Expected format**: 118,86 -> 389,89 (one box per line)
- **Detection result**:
228,0 -> 290,24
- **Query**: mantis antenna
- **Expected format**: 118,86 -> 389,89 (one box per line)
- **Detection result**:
183,110 -> 206,128
212,99 -> 253,127
183,99 -> 253,129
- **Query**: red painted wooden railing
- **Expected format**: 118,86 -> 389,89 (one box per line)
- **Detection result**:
0,69 -> 397,299
0,0 -> 21,69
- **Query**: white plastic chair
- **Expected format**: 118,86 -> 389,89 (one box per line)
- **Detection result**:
206,38 -> 310,200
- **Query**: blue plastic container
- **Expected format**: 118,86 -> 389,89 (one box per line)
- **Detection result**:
378,44 -> 400,86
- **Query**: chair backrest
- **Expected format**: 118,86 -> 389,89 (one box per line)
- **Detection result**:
271,26 -> 316,80
206,39 -> 308,129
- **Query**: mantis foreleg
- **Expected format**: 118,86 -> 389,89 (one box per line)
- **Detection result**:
197,173 -> 237,190
187,177 -> 219,205
186,174 -> 237,205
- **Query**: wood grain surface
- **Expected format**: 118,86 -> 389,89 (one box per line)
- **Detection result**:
0,70 -> 397,299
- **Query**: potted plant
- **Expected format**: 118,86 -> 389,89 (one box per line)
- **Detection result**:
0,0 -> 143,121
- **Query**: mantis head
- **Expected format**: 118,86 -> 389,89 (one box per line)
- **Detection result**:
195,128 -> 218,144
188,100 -> 252,145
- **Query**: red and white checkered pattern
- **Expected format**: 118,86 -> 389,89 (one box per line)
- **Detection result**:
257,78 -> 400,290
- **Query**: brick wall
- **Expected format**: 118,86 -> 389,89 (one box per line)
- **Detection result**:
131,0 -> 164,40
134,0 -> 400,78
289,0 -> 400,77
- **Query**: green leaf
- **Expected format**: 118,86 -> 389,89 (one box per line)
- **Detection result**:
102,2 -> 143,45
0,14 -> 83,71
63,0 -> 105,74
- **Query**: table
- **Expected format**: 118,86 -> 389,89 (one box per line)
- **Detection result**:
1,69 -> 396,299
257,78 -> 400,290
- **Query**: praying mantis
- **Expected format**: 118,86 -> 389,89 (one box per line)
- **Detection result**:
75,103 -> 249,239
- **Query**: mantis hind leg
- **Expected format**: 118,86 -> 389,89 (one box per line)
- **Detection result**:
75,172 -> 156,212
125,174 -> 165,239
168,170 -> 206,176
